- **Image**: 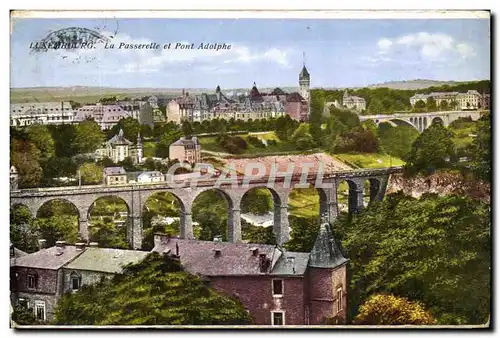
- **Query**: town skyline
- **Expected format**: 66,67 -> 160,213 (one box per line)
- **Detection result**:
11,17 -> 490,89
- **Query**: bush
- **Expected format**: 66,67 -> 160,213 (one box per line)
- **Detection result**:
218,135 -> 248,154
246,135 -> 266,148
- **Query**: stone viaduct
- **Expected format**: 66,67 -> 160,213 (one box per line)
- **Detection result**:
10,167 -> 402,249
359,110 -> 484,132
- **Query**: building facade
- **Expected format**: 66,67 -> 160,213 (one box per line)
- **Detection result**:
95,129 -> 143,164
103,167 -> 128,185
409,90 -> 487,110
342,90 -> 367,112
10,101 -> 76,127
74,104 -> 136,130
169,137 -> 202,164
152,222 -> 348,325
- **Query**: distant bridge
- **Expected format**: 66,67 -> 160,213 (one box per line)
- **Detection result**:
359,110 -> 485,132
11,168 -> 402,249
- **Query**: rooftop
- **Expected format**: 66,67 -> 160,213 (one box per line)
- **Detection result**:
103,166 -> 127,175
64,247 -> 149,274
152,237 -> 309,276
12,245 -> 84,270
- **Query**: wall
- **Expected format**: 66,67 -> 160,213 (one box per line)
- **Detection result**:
62,268 -> 115,294
308,264 -> 347,324
209,275 -> 306,325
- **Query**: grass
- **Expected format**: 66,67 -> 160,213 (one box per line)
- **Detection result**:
450,122 -> 477,150
333,153 -> 405,169
288,188 -> 320,218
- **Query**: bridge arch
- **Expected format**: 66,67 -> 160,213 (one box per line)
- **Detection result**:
432,116 -> 444,125
377,118 -> 419,131
87,195 -> 131,249
363,178 -> 382,206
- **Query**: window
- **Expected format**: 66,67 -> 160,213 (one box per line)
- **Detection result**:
337,287 -> 343,313
34,301 -> 46,321
272,279 -> 283,296
70,272 -> 81,291
27,274 -> 37,289
271,311 -> 285,325
18,298 -> 28,308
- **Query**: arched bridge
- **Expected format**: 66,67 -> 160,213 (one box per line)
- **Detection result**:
360,110 -> 484,132
10,167 -> 402,249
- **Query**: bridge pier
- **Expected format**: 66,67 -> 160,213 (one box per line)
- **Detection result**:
348,186 -> 365,213
79,218 -> 89,242
273,205 -> 290,245
227,208 -> 242,243
180,212 -> 194,239
131,216 -> 143,250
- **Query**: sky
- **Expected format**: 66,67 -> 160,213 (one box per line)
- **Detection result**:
10,17 -> 490,89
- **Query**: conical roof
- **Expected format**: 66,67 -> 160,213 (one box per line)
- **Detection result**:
299,65 -> 310,80
250,82 -> 260,97
309,223 -> 348,269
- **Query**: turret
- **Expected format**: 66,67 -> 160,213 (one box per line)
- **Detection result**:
136,133 -> 143,164
299,60 -> 311,119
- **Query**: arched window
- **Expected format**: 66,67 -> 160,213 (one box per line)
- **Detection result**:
70,271 -> 82,291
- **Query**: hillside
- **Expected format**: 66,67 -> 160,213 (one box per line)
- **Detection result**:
366,79 -> 470,90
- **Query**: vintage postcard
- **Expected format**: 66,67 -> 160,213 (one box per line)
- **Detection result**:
9,10 -> 491,329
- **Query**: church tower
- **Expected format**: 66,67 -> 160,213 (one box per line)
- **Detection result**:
299,53 -> 311,119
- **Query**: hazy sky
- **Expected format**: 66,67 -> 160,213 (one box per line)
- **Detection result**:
10,17 -> 490,89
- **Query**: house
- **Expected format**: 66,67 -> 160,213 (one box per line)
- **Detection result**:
10,242 -> 149,322
152,222 -> 348,325
95,129 -> 143,164
169,137 -> 201,164
409,90 -> 486,110
103,167 -> 128,185
342,90 -> 366,112
10,241 -> 85,321
136,171 -> 165,183
74,104 -> 134,130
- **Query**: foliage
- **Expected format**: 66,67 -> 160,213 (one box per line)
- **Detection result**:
109,117 -> 141,143
12,304 -> 40,325
284,216 -> 320,252
378,123 -> 419,159
26,124 -> 55,162
241,221 -> 276,245
246,135 -> 266,148
404,123 -> 456,175
426,97 -> 437,112
30,215 -> 80,247
333,126 -> 379,154
10,139 -> 43,188
181,120 -> 194,138
275,115 -> 299,141
414,100 -> 426,112
10,206 -> 38,253
333,193 -> 490,324
241,188 -> 273,215
89,218 -> 129,249
156,126 -> 182,158
73,120 -> 105,153
353,294 -> 436,325
192,190 -> 228,241
53,253 -> 253,325
217,135 -> 248,154
79,162 -> 103,185
468,114 -> 491,182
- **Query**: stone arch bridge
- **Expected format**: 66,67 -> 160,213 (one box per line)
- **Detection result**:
10,167 -> 402,249
360,110 -> 484,132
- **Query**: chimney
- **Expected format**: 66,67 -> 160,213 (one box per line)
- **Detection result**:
75,242 -> 86,251
175,242 -> 179,256
250,247 -> 259,257
213,236 -> 222,242
213,249 -> 221,257
259,253 -> 269,273
55,240 -> 66,248
38,239 -> 47,251
89,242 -> 99,247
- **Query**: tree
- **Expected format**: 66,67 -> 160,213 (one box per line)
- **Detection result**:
241,188 -> 273,215
79,162 -> 103,185
30,215 -> 80,247
88,217 -> 128,249
414,100 -> 426,113
11,304 -> 40,325
10,139 -> 43,188
378,124 -> 419,159
73,121 -> 105,153
284,216 -> 320,252
119,157 -> 136,171
241,221 -> 276,245
334,193 -> 490,324
10,205 -> 38,253
110,118 -> 141,143
333,126 -> 379,153
181,121 -> 194,138
26,124 -> 55,162
469,114 -> 491,182
367,98 -> 384,115
426,97 -> 437,112
353,294 -> 436,325
438,100 -> 449,111
404,123 -> 456,175
449,100 -> 459,111
53,253 -> 253,325
157,129 -> 182,158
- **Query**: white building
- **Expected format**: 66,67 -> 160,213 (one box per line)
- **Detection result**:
10,101 -> 76,127
74,104 -> 137,130
95,129 -> 143,164
137,171 -> 165,183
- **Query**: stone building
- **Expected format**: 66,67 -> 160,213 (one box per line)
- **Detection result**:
409,90 -> 486,110
10,242 -> 148,322
103,167 -> 128,185
74,104 -> 135,130
153,222 -> 348,326
95,129 -> 143,164
342,90 -> 367,112
10,101 -> 76,127
169,137 -> 201,164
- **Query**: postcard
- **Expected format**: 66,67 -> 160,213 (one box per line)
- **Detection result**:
9,10 -> 491,329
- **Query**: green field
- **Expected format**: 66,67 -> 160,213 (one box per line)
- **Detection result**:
333,153 -> 405,169
450,121 -> 477,150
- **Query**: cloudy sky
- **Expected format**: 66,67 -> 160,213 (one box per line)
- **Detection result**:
10,17 -> 490,89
